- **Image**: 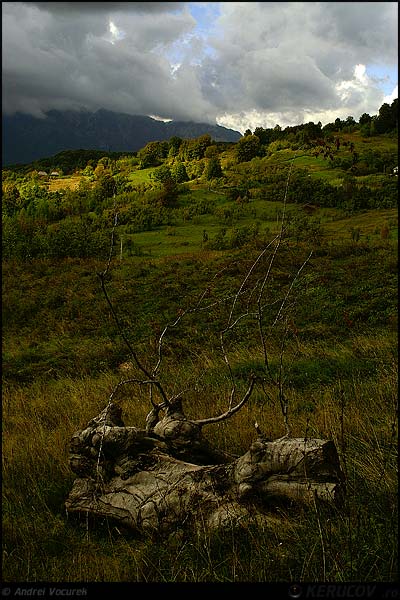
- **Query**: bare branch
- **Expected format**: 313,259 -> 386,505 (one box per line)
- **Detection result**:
227,237 -> 279,328
195,376 -> 256,426
277,319 -> 291,436
153,310 -> 189,378
108,378 -> 161,404
272,250 -> 313,328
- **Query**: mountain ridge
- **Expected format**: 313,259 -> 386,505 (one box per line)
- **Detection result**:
2,109 -> 241,166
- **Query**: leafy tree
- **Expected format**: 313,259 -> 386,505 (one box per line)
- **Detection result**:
360,123 -> 372,137
91,173 -> 116,202
192,134 -> 212,159
115,156 -> 139,171
156,178 -> 179,208
369,119 -> 376,136
177,135 -> 212,161
2,183 -> 21,216
204,157 -> 223,180
82,164 -> 94,177
97,156 -> 116,170
18,181 -> 47,204
359,113 -> 372,126
391,98 -> 398,128
322,122 -> 336,134
236,134 -> 261,163
168,136 -> 183,158
204,145 -> 219,159
171,162 -> 188,183
301,121 -> 323,141
185,159 -> 205,180
113,173 -> 131,194
152,165 -> 173,184
375,100 -> 398,133
94,164 -> 107,179
253,127 -> 270,145
137,141 -> 166,168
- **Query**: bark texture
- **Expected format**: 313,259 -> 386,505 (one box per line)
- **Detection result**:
65,401 -> 345,536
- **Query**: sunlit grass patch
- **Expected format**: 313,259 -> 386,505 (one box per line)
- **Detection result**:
47,175 -> 89,192
127,167 -> 156,184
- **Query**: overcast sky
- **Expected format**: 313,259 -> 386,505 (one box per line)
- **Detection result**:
2,1 -> 398,132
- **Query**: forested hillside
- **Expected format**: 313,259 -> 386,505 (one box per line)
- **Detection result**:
2,99 -> 398,261
2,99 -> 398,583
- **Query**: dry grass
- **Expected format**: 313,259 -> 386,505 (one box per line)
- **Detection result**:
2,333 -> 397,582
46,175 -> 91,192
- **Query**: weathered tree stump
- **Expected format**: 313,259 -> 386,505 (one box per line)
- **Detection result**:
65,400 -> 345,536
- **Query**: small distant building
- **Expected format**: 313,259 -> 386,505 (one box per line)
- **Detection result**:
50,171 -> 60,177
38,170 -> 48,177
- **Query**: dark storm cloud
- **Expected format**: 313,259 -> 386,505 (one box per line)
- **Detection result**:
2,1 -> 214,120
318,2 -> 398,61
33,3 -> 185,14
2,2 -> 398,127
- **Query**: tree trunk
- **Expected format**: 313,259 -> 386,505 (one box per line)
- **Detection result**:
65,402 -> 345,536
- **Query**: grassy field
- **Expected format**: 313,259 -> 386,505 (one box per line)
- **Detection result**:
45,166 -> 157,192
2,127 -> 398,582
2,198 -> 398,582
118,198 -> 398,259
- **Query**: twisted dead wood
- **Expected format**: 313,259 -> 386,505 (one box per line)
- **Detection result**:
65,401 -> 345,536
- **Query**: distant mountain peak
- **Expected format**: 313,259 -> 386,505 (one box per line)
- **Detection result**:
2,109 -> 241,166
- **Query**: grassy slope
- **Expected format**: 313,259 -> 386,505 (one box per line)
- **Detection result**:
220,131 -> 398,187
2,134 -> 398,583
43,131 -> 398,193
110,203 -> 398,259
2,230 -> 398,582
